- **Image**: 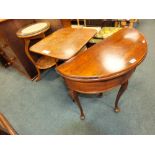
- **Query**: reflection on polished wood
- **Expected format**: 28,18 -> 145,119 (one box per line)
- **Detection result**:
57,28 -> 147,120
30,27 -> 97,60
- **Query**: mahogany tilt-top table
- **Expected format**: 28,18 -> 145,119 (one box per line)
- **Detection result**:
56,28 -> 147,120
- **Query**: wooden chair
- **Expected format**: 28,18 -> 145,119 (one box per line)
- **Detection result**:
16,22 -> 56,81
0,113 -> 17,135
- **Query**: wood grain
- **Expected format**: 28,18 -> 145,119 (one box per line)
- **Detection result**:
30,27 -> 97,60
57,28 -> 147,81
56,28 -> 147,119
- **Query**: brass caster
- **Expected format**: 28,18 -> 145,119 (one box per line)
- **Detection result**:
80,115 -> 85,120
114,107 -> 120,113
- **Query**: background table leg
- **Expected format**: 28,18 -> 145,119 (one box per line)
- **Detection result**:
24,39 -> 41,81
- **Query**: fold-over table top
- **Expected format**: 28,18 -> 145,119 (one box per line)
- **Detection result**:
57,28 -> 147,81
30,27 -> 97,60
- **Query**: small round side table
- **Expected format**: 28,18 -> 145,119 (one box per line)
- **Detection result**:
16,22 -> 56,81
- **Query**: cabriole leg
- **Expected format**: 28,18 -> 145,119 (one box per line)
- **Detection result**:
68,90 -> 75,102
69,90 -> 85,120
114,81 -> 128,112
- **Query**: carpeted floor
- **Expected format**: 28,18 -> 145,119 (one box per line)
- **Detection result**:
0,19 -> 155,135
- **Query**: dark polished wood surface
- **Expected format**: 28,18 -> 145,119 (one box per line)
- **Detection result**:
30,27 -> 97,60
56,28 -> 147,120
57,28 -> 147,81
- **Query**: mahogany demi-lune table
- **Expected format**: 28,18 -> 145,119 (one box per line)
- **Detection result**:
30,27 -> 97,60
56,28 -> 147,120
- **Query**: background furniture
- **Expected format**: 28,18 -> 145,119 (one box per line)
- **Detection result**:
0,19 -> 64,80
16,22 -> 56,81
71,19 -> 116,27
115,19 -> 139,28
57,28 -> 147,120
0,47 -> 13,67
88,27 -> 122,47
0,19 -> 38,79
0,113 -> 17,135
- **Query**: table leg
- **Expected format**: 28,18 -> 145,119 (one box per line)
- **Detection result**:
24,39 -> 41,81
69,90 -> 85,120
77,19 -> 80,27
114,80 -> 128,112
97,93 -> 103,97
68,90 -> 75,102
84,19 -> 86,27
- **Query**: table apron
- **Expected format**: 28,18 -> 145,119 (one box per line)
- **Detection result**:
63,69 -> 135,94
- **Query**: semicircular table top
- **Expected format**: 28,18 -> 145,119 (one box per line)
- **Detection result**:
57,28 -> 147,81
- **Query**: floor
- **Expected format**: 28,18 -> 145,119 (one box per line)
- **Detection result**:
0,19 -> 155,135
